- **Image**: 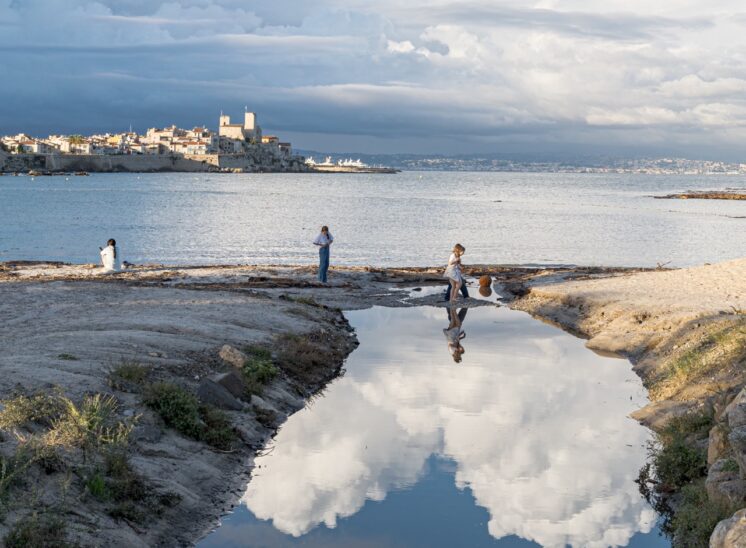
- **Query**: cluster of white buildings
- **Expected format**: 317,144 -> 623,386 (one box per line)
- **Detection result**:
0,111 -> 294,158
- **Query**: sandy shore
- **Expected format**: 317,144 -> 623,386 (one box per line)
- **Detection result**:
514,258 -> 746,425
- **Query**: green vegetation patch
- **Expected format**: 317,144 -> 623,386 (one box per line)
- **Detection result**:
57,353 -> 79,361
241,348 -> 279,396
4,511 -> 74,548
670,480 -> 737,548
638,410 -> 719,547
143,383 -> 236,450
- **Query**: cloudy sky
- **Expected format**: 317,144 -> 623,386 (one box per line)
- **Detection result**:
2,1 -> 746,157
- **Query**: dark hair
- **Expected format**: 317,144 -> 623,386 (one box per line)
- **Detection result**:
107,239 -> 116,259
321,225 -> 329,232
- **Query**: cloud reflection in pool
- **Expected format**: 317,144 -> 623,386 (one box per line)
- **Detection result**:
240,306 -> 658,547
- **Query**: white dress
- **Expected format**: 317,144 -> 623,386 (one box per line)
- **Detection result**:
443,253 -> 462,282
100,245 -> 119,273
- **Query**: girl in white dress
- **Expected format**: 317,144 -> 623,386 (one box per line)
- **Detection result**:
100,238 -> 119,273
443,243 -> 465,302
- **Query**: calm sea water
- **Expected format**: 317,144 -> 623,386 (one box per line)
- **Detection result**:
1,171 -> 744,267
199,305 -> 669,548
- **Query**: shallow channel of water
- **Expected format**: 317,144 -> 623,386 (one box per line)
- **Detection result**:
199,305 -> 670,548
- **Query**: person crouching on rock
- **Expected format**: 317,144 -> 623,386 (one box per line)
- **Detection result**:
100,238 -> 119,273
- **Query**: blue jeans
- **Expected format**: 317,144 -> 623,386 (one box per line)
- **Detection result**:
444,280 -> 469,301
318,246 -> 330,283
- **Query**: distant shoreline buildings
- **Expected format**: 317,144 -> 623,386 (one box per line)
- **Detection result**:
0,110 -> 293,159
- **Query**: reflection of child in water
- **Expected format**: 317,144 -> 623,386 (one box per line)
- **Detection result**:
444,306 -> 467,363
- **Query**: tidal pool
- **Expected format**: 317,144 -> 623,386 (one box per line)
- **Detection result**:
199,305 -> 669,548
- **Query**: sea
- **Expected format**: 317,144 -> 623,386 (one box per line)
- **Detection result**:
1,171 -> 745,267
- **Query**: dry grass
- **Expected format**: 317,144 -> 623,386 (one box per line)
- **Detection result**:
44,394 -> 133,453
650,319 -> 746,399
0,391 -> 66,430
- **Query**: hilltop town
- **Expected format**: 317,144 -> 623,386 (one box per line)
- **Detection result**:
0,111 -> 308,173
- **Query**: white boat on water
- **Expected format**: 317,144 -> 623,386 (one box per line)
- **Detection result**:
305,156 -> 370,168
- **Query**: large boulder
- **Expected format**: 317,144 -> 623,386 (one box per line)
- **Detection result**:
706,459 -> 746,508
213,371 -> 246,399
728,426 -> 746,478
197,378 -> 243,410
711,508 -> 746,548
219,344 -> 247,369
726,387 -> 746,429
710,425 -> 731,466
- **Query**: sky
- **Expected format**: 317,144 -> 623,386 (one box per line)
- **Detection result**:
2,0 -> 746,158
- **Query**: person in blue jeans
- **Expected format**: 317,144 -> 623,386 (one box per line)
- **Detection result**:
313,225 -> 334,283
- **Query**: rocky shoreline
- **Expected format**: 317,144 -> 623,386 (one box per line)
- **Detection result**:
1,259 -> 743,546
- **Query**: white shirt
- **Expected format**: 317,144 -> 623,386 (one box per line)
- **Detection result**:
100,245 -> 120,272
313,232 -> 334,246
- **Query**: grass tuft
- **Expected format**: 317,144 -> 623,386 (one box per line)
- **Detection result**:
109,361 -> 149,391
4,512 -> 74,548
57,354 -> 78,361
45,394 -> 133,452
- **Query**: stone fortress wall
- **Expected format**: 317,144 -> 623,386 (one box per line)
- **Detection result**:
0,151 -> 309,173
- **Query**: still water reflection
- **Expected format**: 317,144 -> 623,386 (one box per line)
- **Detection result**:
200,306 -> 668,548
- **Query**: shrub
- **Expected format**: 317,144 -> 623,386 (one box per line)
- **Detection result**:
87,471 -> 108,500
671,480 -> 737,548
240,346 -> 278,395
144,383 -> 203,439
143,383 -> 236,450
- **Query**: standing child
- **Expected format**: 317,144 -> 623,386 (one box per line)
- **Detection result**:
444,243 -> 465,302
100,238 -> 119,273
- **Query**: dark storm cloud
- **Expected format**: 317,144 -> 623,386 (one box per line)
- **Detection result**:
1,0 -> 746,156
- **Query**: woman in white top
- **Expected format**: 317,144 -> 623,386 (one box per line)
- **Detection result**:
443,243 -> 465,302
100,238 -> 120,273
313,225 -> 334,283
